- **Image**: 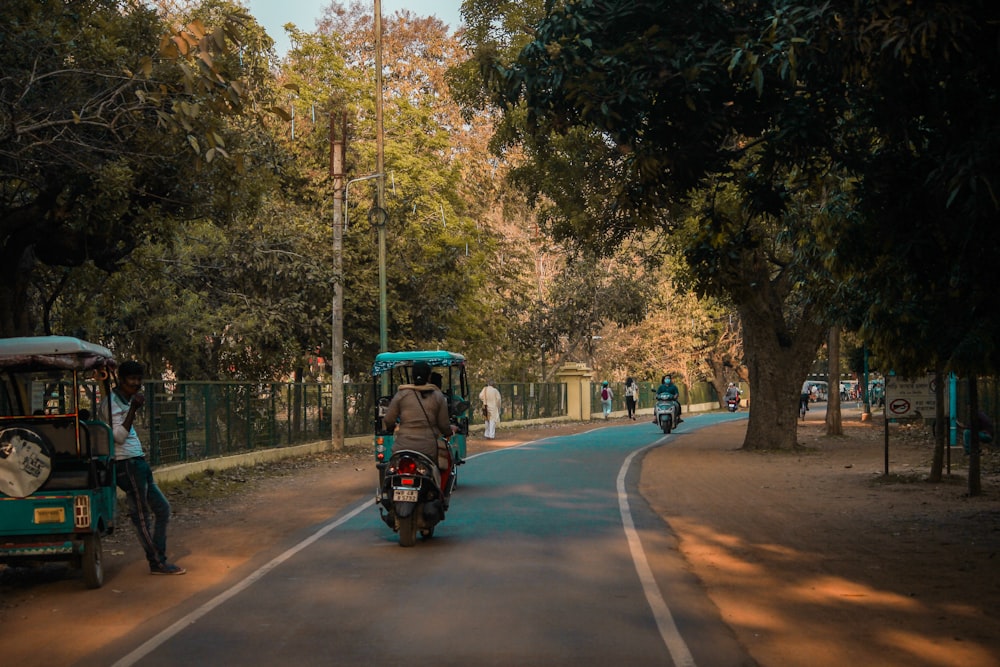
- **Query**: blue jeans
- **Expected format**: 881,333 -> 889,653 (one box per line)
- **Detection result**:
116,456 -> 172,566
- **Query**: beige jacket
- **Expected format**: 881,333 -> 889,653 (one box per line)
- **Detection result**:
383,384 -> 451,460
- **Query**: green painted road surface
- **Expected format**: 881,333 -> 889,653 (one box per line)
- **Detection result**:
109,412 -> 752,667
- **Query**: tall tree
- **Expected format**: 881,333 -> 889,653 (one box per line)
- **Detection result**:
0,0 -> 265,336
303,2 -> 537,375
466,1 -> 839,448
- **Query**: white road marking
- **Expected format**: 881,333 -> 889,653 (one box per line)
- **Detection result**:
114,428 -> 695,666
110,501 -> 370,667
618,444 -> 698,667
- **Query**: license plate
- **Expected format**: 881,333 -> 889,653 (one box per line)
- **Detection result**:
34,507 -> 65,524
393,488 -> 419,502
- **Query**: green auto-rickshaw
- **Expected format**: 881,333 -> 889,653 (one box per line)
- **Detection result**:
371,351 -> 470,545
371,350 -> 470,470
0,336 -> 117,588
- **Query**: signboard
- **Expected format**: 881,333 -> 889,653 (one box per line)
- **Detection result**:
884,374 -> 937,418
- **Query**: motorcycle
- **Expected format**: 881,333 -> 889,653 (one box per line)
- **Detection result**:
376,447 -> 455,547
371,350 -> 470,547
654,392 -> 681,434
726,395 -> 740,412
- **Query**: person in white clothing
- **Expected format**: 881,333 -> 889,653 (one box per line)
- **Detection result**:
479,380 -> 502,439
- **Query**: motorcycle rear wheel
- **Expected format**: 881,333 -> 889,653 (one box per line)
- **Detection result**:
398,514 -> 418,547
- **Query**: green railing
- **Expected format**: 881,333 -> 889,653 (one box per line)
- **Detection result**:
130,381 -> 358,465
591,381 -> 720,414
127,380 -> 566,466
476,382 -> 567,423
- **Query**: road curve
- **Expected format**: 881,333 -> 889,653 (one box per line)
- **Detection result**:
102,413 -> 751,667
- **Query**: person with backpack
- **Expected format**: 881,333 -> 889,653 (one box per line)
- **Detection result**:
600,381 -> 614,419
624,377 -> 639,420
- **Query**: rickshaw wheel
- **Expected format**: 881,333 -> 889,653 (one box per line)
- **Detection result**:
81,533 -> 104,589
398,514 -> 417,547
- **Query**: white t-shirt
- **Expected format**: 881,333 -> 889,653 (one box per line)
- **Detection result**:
104,392 -> 144,459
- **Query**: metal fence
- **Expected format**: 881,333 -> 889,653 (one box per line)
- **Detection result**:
482,382 -> 567,422
590,381 -> 720,414
116,374 -> 1000,463
128,380 -> 567,466
133,381 -> 339,465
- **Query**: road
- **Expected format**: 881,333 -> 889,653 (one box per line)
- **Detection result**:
92,413 -> 752,667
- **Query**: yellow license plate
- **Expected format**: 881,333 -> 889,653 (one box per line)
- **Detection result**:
34,507 -> 65,524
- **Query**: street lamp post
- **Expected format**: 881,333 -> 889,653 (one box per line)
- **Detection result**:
344,174 -> 381,230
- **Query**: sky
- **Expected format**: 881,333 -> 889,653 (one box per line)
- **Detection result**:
245,0 -> 464,56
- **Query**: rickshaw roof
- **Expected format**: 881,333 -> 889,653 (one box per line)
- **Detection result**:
370,350 -> 466,376
0,336 -> 116,372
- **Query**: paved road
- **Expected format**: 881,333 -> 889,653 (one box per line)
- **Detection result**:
102,413 -> 752,667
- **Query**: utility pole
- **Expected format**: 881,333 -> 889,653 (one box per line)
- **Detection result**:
330,110 -> 347,450
374,0 -> 388,355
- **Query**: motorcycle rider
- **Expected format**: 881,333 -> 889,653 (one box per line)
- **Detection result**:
655,374 -> 682,422
725,383 -> 741,406
383,362 -> 457,488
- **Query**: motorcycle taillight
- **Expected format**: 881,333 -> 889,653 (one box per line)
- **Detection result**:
397,457 -> 418,474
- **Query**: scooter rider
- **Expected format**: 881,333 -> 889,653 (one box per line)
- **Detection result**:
655,374 -> 682,422
383,362 -> 457,487
725,383 -> 740,403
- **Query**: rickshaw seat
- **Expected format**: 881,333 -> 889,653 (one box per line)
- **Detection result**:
26,420 -> 112,490
40,465 -> 92,490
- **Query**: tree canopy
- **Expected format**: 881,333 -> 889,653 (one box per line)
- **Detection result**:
462,0 -> 1000,448
0,0 -> 269,338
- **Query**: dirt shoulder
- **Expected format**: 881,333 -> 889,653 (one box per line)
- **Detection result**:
2,414 -> 999,667
640,413 -> 1000,667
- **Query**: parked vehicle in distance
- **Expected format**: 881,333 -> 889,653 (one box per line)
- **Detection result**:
804,381 -> 828,402
0,336 -> 117,588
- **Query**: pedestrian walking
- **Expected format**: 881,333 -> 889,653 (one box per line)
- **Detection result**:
600,381 -> 614,419
479,380 -> 502,439
624,377 -> 639,420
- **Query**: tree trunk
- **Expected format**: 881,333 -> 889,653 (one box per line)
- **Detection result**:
0,244 -> 36,337
705,353 -> 728,408
928,365 -> 946,483
738,302 -> 827,450
826,328 -> 842,435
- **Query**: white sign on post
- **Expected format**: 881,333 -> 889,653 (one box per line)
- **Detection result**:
884,374 -> 937,418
